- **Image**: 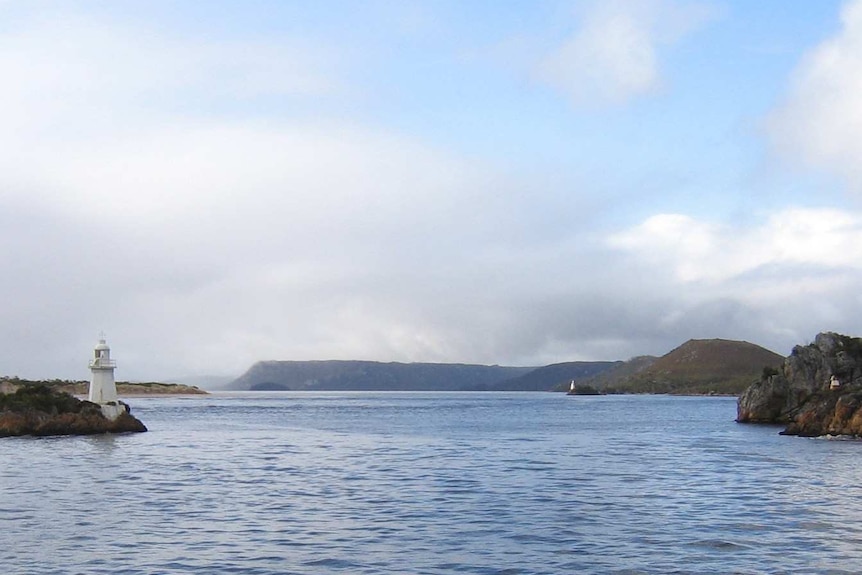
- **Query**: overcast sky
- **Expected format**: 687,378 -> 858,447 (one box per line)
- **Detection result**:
2,0 -> 862,382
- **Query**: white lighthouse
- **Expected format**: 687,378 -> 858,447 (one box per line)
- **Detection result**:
88,337 -> 124,420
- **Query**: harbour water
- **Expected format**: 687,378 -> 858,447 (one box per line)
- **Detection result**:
2,392 -> 861,574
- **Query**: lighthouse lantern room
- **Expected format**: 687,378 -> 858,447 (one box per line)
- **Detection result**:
88,337 -> 124,420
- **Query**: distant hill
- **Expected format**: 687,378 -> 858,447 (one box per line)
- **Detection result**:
228,360 -> 536,391
495,361 -> 621,391
598,339 -> 783,394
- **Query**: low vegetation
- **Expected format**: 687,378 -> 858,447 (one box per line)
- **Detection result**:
0,384 -> 82,414
0,376 -> 206,395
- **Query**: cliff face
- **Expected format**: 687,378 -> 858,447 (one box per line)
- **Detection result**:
737,332 -> 862,436
0,385 -> 147,437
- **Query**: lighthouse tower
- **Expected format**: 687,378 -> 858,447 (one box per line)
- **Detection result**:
88,337 -> 124,420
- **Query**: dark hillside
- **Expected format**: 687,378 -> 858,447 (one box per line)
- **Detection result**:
229,360 -> 535,391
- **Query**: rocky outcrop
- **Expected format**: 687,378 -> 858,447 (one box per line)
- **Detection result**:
737,332 -> 862,436
0,385 -> 147,437
781,389 -> 862,437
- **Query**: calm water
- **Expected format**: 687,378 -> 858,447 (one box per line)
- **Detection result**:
1,392 -> 861,575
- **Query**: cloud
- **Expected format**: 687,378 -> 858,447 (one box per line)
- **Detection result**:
535,0 -> 714,107
0,11 -> 340,141
609,209 -> 862,283
0,6 -> 623,380
768,0 -> 862,191
1,2 -> 860,383
607,208 -> 862,352
0,8 -> 568,378
0,113 -> 521,378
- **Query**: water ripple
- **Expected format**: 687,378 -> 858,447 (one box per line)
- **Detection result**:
2,393 -> 862,574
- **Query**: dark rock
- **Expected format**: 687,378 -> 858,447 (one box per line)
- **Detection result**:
781,390 -> 862,437
737,332 -> 862,436
0,384 -> 147,437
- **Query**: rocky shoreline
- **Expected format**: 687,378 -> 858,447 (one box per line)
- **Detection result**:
737,332 -> 862,437
0,384 -> 147,437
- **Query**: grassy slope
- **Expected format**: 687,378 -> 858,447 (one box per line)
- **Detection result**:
602,339 -> 784,394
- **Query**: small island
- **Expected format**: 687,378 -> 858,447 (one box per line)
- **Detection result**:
0,338 -> 199,437
566,381 -> 602,395
0,378 -> 205,437
0,384 -> 147,437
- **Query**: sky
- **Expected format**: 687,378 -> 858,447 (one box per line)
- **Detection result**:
2,0 -> 862,382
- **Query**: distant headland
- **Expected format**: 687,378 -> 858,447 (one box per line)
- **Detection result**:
0,384 -> 147,437
224,338 -> 784,395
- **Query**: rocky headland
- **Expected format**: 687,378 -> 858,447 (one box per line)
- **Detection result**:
737,332 -> 862,437
0,384 -> 147,437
